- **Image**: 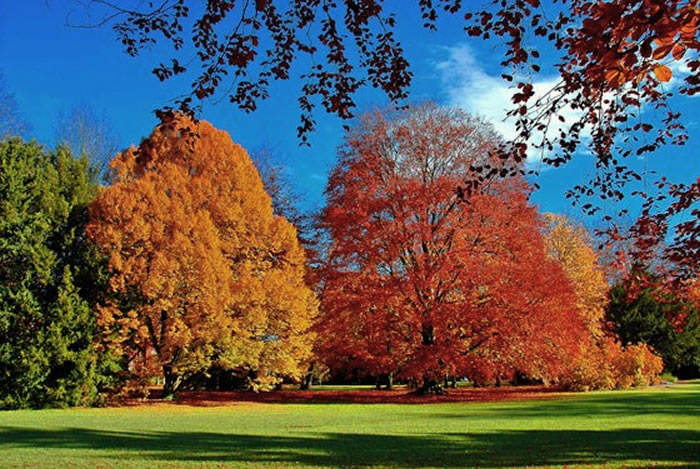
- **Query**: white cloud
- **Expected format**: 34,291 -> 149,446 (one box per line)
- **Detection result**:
436,44 -> 583,165
436,44 -> 700,165
667,53 -> 697,95
436,44 -> 699,176
436,45 -> 517,140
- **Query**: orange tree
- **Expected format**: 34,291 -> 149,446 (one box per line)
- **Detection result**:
87,116 -> 317,395
316,105 -> 585,392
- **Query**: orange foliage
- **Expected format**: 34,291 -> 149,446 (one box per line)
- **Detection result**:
615,343 -> 664,389
685,278 -> 700,308
87,116 -> 317,393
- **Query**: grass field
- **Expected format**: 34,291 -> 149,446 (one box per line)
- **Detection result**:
0,382 -> 698,468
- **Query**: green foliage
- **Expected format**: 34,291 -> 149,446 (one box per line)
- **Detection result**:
0,138 -> 112,409
660,372 -> 678,383
607,274 -> 700,379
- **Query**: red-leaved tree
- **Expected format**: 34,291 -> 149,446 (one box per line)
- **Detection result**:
317,104 -> 586,392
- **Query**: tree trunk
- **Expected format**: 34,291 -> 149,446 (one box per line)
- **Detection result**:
421,324 -> 435,345
300,364 -> 314,390
417,377 -> 444,395
417,323 -> 444,394
163,365 -> 181,398
386,372 -> 393,390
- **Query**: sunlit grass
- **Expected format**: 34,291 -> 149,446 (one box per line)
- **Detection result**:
0,382 -> 698,468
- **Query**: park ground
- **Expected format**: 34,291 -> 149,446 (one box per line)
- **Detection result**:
0,381 -> 698,468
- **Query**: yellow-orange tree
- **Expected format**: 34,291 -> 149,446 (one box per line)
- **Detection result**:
543,214 -> 609,338
543,214 -> 663,390
543,214 -> 612,389
87,116 -> 316,394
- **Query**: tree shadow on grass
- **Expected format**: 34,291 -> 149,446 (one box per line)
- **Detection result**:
1,427 -> 698,467
428,389 -> 700,421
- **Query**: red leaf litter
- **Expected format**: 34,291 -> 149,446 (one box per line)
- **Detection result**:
141,385 -> 569,407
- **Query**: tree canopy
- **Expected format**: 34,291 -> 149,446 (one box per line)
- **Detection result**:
0,139 -> 104,409
317,105 -> 585,390
77,0 -> 700,282
543,214 -> 609,338
0,72 -> 30,138
87,116 -> 318,394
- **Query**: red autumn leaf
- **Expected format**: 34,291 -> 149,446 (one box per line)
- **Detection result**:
605,69 -> 622,86
653,44 -> 673,60
672,43 -> 687,60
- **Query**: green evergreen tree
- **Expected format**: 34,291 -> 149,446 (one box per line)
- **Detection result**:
0,138 -> 112,408
607,270 -> 699,379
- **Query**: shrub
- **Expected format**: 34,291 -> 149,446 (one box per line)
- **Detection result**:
614,343 -> 663,389
562,337 -> 662,391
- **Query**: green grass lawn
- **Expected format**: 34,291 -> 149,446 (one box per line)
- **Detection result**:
1,382 -> 698,468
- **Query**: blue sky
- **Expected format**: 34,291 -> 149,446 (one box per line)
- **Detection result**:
1,2 -> 697,223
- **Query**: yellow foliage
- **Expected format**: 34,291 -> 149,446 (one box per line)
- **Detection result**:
543,214 -> 608,338
614,342 -> 664,389
542,215 -> 664,391
562,338 -> 663,391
